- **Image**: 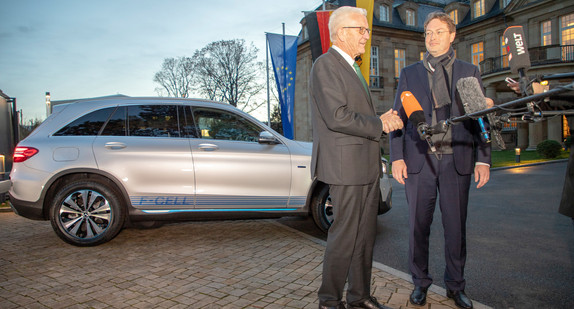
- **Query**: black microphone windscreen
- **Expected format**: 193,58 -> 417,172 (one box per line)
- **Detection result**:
503,26 -> 531,74
409,110 -> 426,127
456,77 -> 487,114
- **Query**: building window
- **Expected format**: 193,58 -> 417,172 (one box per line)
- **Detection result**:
449,10 -> 459,25
500,36 -> 509,68
406,9 -> 415,26
473,0 -> 485,18
561,13 -> 574,45
541,20 -> 552,46
564,116 -> 571,141
420,51 -> 425,61
395,49 -> 406,78
370,46 -> 380,88
471,42 -> 484,66
380,4 -> 389,22
561,13 -> 574,61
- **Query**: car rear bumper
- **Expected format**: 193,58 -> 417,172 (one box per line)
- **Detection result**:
7,194 -> 45,220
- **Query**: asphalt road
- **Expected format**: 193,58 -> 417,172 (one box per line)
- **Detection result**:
278,160 -> 574,309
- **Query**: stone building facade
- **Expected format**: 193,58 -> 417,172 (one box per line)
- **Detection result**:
294,0 -> 574,151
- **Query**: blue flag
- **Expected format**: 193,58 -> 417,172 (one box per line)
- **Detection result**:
266,33 -> 298,140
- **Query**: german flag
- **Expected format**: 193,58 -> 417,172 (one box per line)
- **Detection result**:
306,0 -> 374,84
305,10 -> 332,62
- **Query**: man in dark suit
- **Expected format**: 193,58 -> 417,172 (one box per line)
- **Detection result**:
390,12 -> 491,309
309,6 -> 403,309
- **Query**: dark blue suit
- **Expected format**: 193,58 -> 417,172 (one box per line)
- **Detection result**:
390,59 -> 491,291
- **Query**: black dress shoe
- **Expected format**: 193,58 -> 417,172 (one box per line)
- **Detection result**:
447,290 -> 473,309
319,301 -> 346,309
348,296 -> 389,309
409,286 -> 428,306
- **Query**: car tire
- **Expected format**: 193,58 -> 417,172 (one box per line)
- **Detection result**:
49,179 -> 125,246
311,183 -> 333,234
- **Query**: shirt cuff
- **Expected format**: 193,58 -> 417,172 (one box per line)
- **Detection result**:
475,162 -> 490,167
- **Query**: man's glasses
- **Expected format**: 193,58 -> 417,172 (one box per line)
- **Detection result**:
343,27 -> 371,35
424,30 -> 449,38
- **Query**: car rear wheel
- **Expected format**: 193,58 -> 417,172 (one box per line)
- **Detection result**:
311,184 -> 333,234
49,179 -> 125,246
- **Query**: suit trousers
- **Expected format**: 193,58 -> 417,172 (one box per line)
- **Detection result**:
318,179 -> 380,305
405,154 -> 471,291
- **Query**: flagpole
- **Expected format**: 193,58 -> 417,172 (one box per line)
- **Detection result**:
282,23 -> 286,129
266,34 -> 271,127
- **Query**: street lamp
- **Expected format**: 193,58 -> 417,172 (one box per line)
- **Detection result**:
45,92 -> 51,117
515,147 -> 521,163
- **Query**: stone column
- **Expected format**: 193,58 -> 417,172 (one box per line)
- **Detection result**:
547,115 -> 563,143
517,123 -> 529,149
528,119 -> 547,150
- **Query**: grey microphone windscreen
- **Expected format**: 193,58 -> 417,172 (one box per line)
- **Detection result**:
456,77 -> 487,114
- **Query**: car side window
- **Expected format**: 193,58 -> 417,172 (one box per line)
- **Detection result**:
100,105 -> 182,137
53,107 -> 116,136
181,106 -> 199,138
101,106 -> 127,136
127,105 -> 180,137
192,107 -> 261,142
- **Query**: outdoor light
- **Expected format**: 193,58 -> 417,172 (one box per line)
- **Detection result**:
515,148 -> 521,163
45,91 -> 51,117
0,154 -> 5,176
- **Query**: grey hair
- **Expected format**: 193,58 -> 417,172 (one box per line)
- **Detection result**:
328,6 -> 367,42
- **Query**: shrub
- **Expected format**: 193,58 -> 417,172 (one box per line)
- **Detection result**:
536,140 -> 562,158
565,136 -> 572,147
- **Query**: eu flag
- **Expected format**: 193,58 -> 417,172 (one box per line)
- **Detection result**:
266,33 -> 298,140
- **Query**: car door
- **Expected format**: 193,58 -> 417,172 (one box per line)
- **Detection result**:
92,104 -> 196,211
188,106 -> 292,209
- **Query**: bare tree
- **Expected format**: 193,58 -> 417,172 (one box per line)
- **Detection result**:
193,39 -> 265,112
153,57 -> 195,98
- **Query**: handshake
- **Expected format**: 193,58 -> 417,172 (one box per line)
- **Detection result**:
380,109 -> 404,133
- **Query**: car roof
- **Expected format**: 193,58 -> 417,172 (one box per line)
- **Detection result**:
33,97 -> 258,137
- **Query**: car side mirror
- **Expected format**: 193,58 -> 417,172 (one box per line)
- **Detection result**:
258,131 -> 280,144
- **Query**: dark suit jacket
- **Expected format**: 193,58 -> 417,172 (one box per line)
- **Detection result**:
390,59 -> 491,175
309,48 -> 383,185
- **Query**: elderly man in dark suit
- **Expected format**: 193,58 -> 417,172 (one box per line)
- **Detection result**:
390,12 -> 491,309
309,6 -> 403,309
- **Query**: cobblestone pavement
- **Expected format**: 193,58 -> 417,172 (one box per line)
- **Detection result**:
0,212 -> 491,309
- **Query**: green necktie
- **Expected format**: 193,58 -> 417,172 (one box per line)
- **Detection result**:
353,62 -> 369,93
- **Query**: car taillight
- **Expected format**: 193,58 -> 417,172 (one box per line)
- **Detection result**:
13,147 -> 39,163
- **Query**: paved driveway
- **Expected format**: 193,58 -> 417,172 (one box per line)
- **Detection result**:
0,211 -> 479,309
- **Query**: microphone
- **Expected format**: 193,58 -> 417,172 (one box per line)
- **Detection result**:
400,91 -> 438,155
504,25 -> 538,115
456,77 -> 491,143
503,26 -> 531,75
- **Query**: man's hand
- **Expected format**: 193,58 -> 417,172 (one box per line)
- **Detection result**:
507,81 -> 521,94
392,159 -> 407,185
474,164 -> 490,189
485,97 -> 494,108
380,109 -> 404,133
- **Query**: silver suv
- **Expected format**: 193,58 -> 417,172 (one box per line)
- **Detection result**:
9,97 -> 392,246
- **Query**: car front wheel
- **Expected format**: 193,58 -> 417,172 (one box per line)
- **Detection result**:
311,183 -> 333,234
49,179 -> 125,246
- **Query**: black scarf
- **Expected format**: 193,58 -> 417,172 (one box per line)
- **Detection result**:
426,47 -> 455,109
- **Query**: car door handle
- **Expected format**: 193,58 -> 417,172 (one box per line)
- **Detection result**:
104,142 -> 127,150
198,143 -> 219,151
